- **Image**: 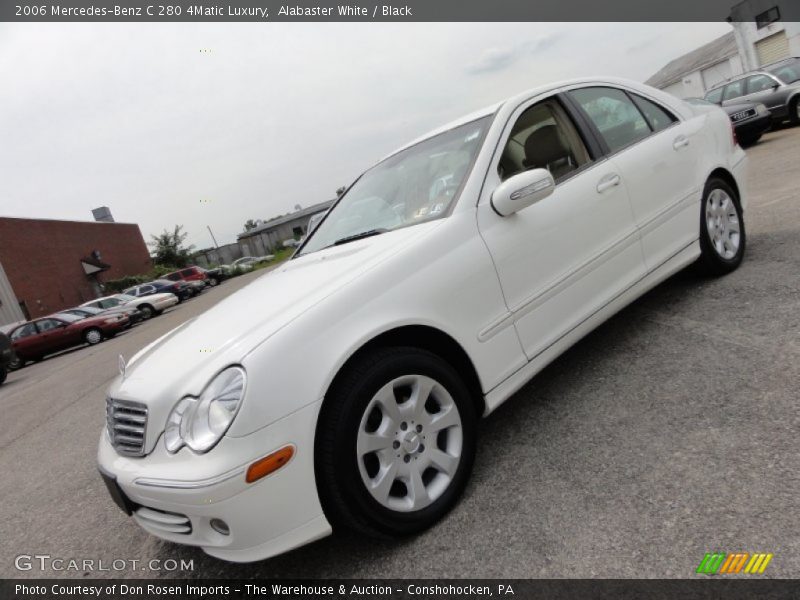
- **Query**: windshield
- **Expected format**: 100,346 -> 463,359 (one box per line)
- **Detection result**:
298,115 -> 492,255
76,306 -> 103,315
768,58 -> 800,84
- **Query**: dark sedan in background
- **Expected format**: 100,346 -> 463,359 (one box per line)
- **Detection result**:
0,331 -> 15,384
686,97 -> 771,146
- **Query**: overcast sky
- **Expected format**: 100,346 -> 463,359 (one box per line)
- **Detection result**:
0,22 -> 732,250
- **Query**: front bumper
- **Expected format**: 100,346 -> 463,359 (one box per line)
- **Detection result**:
97,399 -> 331,562
734,114 -> 771,139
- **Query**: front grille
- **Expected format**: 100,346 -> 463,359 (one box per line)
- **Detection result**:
106,397 -> 148,456
730,108 -> 757,123
135,507 -> 192,535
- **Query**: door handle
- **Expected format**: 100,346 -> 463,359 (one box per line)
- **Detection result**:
673,135 -> 690,150
596,173 -> 621,193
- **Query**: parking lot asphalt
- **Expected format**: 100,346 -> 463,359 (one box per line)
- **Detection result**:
2,127 -> 799,580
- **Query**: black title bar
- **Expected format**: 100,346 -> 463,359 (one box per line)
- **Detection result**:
4,0 -> 800,22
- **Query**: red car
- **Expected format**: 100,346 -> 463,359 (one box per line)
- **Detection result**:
8,312 -> 129,369
163,266 -> 208,284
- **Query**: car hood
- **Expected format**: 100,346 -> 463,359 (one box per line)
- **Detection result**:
110,221 -> 441,407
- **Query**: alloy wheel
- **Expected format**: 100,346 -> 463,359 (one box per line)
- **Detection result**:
356,374 -> 463,513
705,188 -> 740,260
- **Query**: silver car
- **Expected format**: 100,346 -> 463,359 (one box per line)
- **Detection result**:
704,57 -> 800,126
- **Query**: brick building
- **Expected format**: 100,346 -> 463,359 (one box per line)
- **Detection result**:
0,217 -> 151,325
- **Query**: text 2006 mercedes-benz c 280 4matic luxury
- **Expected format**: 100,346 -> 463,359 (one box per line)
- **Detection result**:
98,78 -> 747,562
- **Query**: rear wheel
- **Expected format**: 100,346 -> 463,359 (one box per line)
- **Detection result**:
138,304 -> 155,320
83,328 -> 103,345
697,177 -> 746,275
0,367 -> 7,384
8,356 -> 24,370
790,97 -> 800,126
738,134 -> 761,147
316,347 -> 477,537
207,277 -> 219,287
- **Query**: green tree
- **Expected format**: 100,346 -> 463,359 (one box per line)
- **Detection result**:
243,219 -> 259,231
149,225 -> 195,267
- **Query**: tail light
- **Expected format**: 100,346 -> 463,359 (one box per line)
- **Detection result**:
729,119 -> 738,148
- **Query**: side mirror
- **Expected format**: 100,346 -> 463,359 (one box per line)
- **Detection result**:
491,168 -> 555,216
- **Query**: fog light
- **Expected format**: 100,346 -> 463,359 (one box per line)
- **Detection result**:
210,518 -> 230,536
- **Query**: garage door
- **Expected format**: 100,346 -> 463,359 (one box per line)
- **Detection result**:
756,31 -> 789,66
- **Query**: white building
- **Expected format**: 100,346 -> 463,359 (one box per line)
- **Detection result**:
729,0 -> 800,70
647,0 -> 799,99
645,33 -> 744,99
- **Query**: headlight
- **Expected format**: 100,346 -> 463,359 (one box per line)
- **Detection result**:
756,103 -> 768,115
164,366 -> 246,453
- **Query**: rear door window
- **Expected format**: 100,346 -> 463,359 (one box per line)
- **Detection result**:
722,80 -> 745,101
11,323 -> 37,340
569,87 -> 651,153
630,94 -> 677,132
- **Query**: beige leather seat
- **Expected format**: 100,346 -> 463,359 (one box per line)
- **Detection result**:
522,125 -> 576,180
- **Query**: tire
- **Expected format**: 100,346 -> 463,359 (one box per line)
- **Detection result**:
790,97 -> 800,126
83,328 -> 104,345
315,346 -> 477,538
208,277 -> 218,287
0,367 -> 6,384
138,304 -> 155,320
8,356 -> 24,370
738,134 -> 760,147
697,177 -> 746,276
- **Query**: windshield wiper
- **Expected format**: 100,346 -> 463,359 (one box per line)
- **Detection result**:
331,228 -> 388,247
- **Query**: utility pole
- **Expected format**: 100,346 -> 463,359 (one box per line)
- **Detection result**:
207,225 -> 220,249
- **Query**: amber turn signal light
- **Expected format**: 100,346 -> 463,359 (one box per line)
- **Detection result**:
246,445 -> 294,483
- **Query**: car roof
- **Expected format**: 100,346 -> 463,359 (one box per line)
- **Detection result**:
706,69 -> 777,93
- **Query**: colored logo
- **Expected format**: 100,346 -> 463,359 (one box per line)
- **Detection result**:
696,552 -> 773,575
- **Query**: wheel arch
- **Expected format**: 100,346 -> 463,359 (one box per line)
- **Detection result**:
707,167 -> 740,205
321,324 -> 486,425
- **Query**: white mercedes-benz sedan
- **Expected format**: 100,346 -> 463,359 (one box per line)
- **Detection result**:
98,78 -> 747,562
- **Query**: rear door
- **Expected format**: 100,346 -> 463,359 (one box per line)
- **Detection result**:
10,323 -> 40,359
566,85 -> 701,271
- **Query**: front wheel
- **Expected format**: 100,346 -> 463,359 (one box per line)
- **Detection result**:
207,277 -> 219,287
697,178 -> 746,275
8,356 -> 24,371
316,347 -> 477,537
138,304 -> 155,320
83,328 -> 104,345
